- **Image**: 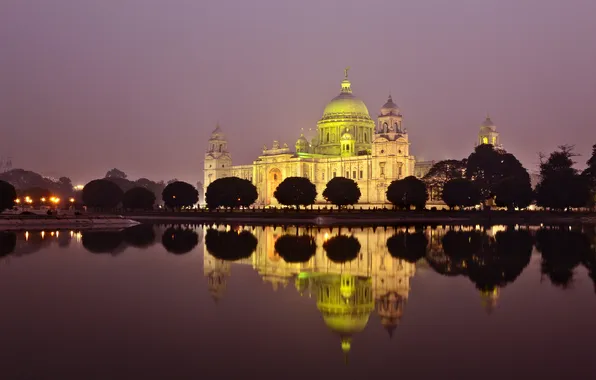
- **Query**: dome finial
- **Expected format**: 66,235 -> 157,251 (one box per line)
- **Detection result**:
344,66 -> 350,79
340,68 -> 352,94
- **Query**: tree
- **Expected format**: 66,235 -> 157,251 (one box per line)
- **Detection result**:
322,177 -> 361,208
122,187 -> 156,210
274,234 -> 316,263
0,180 -> 17,212
323,235 -> 361,263
536,227 -> 589,288
161,227 -> 199,254
582,144 -> 596,209
135,178 -> 166,205
422,159 -> 467,200
386,176 -> 428,210
105,168 -> 127,179
465,144 -> 528,200
205,177 -> 257,209
535,145 -> 591,210
162,181 -> 199,209
205,229 -> 258,260
387,231 -> 428,263
274,177 -> 317,209
442,178 -> 481,209
493,176 -> 534,210
82,179 -> 124,209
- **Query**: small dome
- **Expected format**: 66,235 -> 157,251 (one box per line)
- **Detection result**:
481,116 -> 497,131
340,131 -> 354,141
296,134 -> 308,145
380,95 -> 400,115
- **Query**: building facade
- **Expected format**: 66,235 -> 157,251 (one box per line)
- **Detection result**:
204,70 -> 419,205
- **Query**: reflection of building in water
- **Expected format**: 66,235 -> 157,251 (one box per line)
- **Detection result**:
480,288 -> 500,314
203,226 -> 417,356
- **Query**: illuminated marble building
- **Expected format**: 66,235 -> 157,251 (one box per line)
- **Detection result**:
477,115 -> 501,149
203,226 -> 417,357
204,69 -> 420,205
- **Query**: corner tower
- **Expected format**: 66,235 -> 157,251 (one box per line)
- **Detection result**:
315,68 -> 375,156
478,115 -> 501,148
204,124 -> 232,196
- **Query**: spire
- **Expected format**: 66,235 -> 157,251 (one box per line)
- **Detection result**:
340,67 -> 352,94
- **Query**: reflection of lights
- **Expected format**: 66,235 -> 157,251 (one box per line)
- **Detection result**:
50,231 -> 55,237
25,231 -> 29,241
69,198 -> 75,203
56,231 -> 59,238
70,231 -> 74,237
324,232 -> 330,241
41,197 -> 46,202
41,231 -> 45,239
15,198 -> 20,204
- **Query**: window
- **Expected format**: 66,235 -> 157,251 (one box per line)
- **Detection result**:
398,166 -> 402,177
333,172 -> 336,178
326,132 -> 330,143
353,170 -> 356,179
359,170 -> 363,179
492,137 -> 496,144
346,171 -> 349,178
273,174 -> 278,181
482,136 -> 488,144
322,172 -> 325,181
219,145 -> 222,152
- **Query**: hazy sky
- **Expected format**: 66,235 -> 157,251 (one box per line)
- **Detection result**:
1,0 -> 595,184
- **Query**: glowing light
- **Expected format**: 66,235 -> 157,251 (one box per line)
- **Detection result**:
41,231 -> 45,239
69,198 -> 75,203
15,198 -> 20,204
50,231 -> 55,237
41,197 -> 46,202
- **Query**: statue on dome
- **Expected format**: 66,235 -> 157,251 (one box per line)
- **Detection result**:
344,66 -> 350,78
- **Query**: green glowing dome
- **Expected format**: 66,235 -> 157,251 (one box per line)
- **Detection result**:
320,78 -> 373,122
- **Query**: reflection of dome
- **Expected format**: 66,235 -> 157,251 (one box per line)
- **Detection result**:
480,287 -> 500,314
314,274 -> 374,361
380,95 -> 400,116
320,77 -> 373,122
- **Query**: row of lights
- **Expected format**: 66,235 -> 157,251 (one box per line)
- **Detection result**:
15,197 -> 76,205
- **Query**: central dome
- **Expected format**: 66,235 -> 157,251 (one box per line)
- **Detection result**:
320,78 -> 373,122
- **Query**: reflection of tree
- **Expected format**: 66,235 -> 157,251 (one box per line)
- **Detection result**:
204,229 -> 257,260
323,235 -> 361,263
274,235 -> 316,263
82,231 -> 125,254
428,228 -> 532,292
467,229 -> 533,291
536,228 -> 590,288
386,231 -> 428,263
123,224 -> 156,249
0,232 -> 16,256
162,227 -> 199,255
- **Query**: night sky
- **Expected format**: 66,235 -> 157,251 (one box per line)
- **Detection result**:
1,0 -> 595,185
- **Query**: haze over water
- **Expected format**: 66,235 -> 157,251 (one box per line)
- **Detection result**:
0,224 -> 594,379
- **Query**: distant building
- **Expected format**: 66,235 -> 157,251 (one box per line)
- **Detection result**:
477,115 -> 501,149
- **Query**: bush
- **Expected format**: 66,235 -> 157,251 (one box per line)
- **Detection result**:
162,181 -> 198,209
205,177 -> 258,209
83,179 -> 124,209
0,180 -> 17,212
123,187 -> 156,210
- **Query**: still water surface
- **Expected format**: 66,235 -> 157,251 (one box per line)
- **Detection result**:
0,224 -> 595,379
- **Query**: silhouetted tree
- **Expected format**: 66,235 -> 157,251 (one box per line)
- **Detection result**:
105,168 -> 127,179
493,176 -> 534,210
162,181 -> 199,209
582,144 -> 596,209
535,228 -> 590,288
323,235 -> 361,263
466,144 -> 529,201
274,177 -> 317,209
442,178 -> 481,209
322,177 -> 361,208
386,176 -> 428,210
82,179 -> 124,209
122,187 -> 156,210
135,178 -> 166,205
274,234 -> 317,263
387,231 -> 428,263
205,229 -> 257,260
162,227 -> 199,254
536,145 -> 591,210
123,224 -> 156,248
0,180 -> 16,212
0,232 -> 17,256
422,159 -> 467,200
82,231 -> 125,254
205,177 -> 257,209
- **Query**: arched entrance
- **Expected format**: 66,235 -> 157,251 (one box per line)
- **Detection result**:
267,168 -> 282,205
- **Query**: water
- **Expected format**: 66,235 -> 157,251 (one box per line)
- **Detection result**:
0,224 -> 595,379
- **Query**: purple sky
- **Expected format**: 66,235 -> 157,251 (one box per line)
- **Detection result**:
1,0 -> 595,185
